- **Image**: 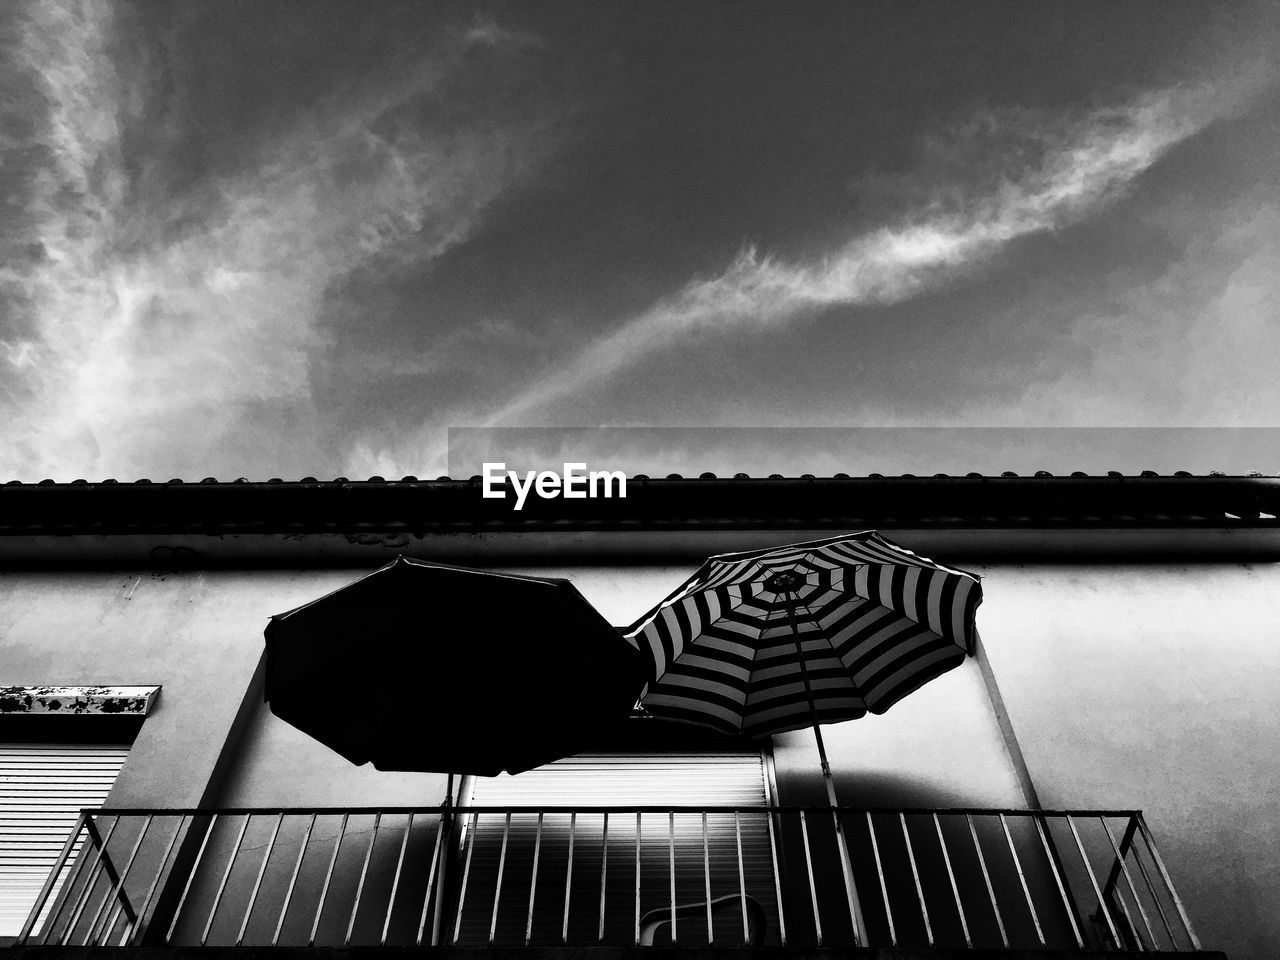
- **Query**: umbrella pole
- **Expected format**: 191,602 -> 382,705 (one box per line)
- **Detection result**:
431,774 -> 455,945
787,594 -> 869,946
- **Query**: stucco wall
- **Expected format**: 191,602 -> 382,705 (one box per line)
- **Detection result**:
0,569 -> 398,807
3,558 -> 1278,955
975,562 -> 1280,960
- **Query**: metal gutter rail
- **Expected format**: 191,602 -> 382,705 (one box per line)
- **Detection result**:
18,806 -> 1201,952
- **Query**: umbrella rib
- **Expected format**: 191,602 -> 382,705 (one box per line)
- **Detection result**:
793,598 -> 868,703
826,566 -> 973,657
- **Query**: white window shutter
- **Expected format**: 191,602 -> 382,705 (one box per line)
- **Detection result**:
0,744 -> 130,936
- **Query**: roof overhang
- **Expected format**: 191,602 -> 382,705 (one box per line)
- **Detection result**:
2,475 -> 1278,566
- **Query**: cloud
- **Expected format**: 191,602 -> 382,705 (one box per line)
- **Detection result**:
0,0 -> 557,480
481,73 -> 1258,427
1005,196 -> 1280,430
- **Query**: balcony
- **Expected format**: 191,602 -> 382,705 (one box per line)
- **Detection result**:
14,806 -> 1217,957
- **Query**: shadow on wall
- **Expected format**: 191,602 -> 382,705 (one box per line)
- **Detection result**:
781,770 -> 1005,810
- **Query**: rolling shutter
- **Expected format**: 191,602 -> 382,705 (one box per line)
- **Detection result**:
0,743 -> 130,936
458,745 -> 778,945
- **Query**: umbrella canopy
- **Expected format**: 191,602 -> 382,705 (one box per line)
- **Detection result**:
624,531 -> 982,739
265,556 -> 646,777
624,531 -> 981,947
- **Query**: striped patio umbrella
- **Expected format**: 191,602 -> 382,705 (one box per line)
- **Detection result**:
624,531 -> 983,753
623,531 -> 982,945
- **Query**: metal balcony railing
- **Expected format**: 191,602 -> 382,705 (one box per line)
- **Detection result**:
17,806 -> 1202,952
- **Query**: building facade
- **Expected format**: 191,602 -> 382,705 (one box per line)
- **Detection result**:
2,474 -> 1277,958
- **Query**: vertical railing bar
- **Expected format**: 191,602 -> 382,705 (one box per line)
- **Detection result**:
274,813 -> 315,947
309,812 -> 349,947
1110,875 -> 1144,953
50,830 -> 100,946
84,821 -> 134,947
1135,814 -> 1202,950
933,814 -> 971,948
1000,813 -> 1045,946
18,810 -> 86,944
345,812 -> 381,947
488,812 -> 512,945
89,814 -> 143,941
525,812 -> 544,946
381,813 -> 414,946
967,813 -> 1008,948
39,822 -> 93,946
50,825 -> 101,946
201,812 -> 251,947
1034,813 -> 1084,949
130,814 -> 189,946
634,812 -> 642,947
597,812 -> 609,943
430,810 -> 450,950
764,809 -> 787,946
1126,816 -> 1175,947
1065,814 -> 1121,948
900,813 -> 933,946
1100,816 -> 1154,951
165,813 -> 218,945
236,812 -> 283,946
1100,818 -> 1138,904
798,810 -> 823,946
415,815 -> 446,947
734,811 -> 749,946
61,815 -> 123,946
668,811 -> 677,943
866,811 -> 895,946
832,809 -> 866,947
561,812 -> 576,944
451,811 -> 480,945
702,812 -> 713,945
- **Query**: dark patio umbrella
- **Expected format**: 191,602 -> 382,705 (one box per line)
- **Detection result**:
265,556 -> 646,779
623,531 -> 982,943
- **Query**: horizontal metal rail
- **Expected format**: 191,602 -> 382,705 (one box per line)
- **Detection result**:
17,806 -> 1201,951
79,805 -> 1153,817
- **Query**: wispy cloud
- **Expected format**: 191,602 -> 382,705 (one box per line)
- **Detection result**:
482,75 -> 1257,427
0,0 -> 556,480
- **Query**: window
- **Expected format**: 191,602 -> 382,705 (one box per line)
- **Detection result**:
454,723 -> 779,945
0,685 -> 157,940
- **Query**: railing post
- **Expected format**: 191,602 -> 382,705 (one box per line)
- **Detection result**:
82,813 -> 139,939
1034,813 -> 1084,949
139,813 -> 213,945
1100,815 -> 1157,950
764,808 -> 787,946
59,814 -> 123,945
1101,816 -> 1139,901
1135,813 -> 1203,950
130,815 -> 189,945
201,813 -> 251,945
415,812 -> 447,947
1065,814 -> 1122,948
451,810 -> 480,945
17,811 -> 87,944
88,815 -> 152,944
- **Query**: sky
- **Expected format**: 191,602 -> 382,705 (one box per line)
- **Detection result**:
2,0 -> 1279,481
